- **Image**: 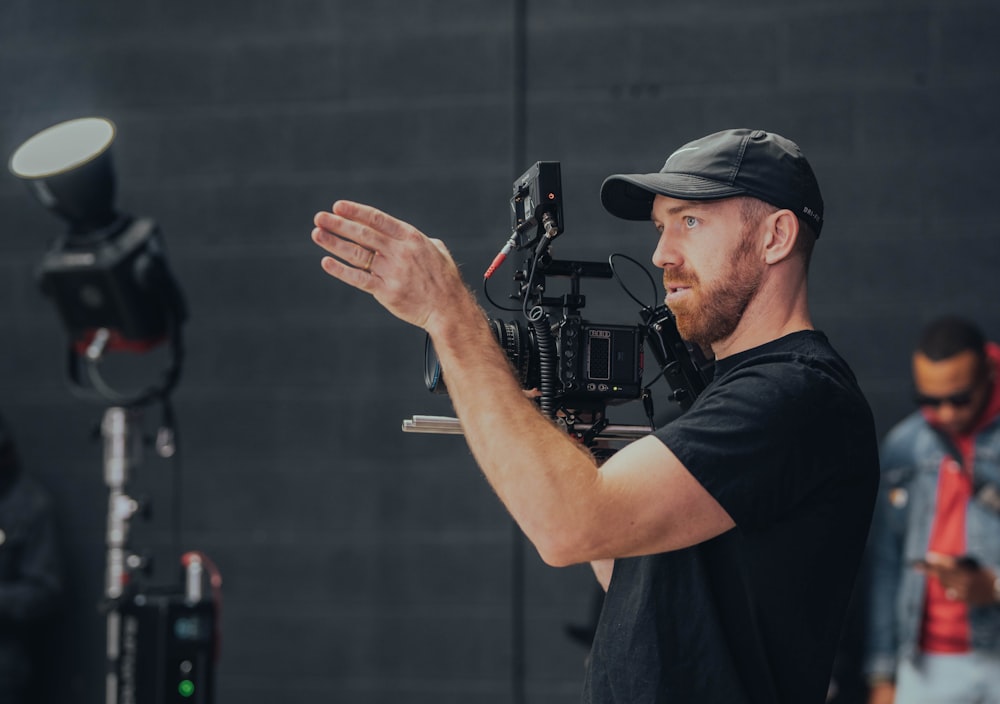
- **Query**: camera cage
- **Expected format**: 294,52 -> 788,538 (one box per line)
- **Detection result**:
416,161 -> 713,450
502,251 -> 642,414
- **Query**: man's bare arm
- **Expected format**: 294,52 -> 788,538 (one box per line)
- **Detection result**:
312,201 -> 734,566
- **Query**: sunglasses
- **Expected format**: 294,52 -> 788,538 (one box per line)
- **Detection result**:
914,388 -> 976,408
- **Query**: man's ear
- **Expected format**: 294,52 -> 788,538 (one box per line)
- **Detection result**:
763,209 -> 800,264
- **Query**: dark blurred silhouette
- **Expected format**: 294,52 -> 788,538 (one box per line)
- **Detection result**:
0,412 -> 64,704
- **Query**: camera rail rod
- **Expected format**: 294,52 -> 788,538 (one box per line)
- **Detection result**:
402,414 -> 651,442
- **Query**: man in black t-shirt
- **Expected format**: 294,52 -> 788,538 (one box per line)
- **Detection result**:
311,128 -> 880,703
586,333 -> 878,703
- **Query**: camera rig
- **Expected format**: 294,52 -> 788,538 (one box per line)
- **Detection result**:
408,161 -> 713,452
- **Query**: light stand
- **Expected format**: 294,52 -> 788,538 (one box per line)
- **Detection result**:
9,117 -> 218,704
101,405 -> 218,704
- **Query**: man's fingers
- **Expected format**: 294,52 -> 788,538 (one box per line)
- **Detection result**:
311,226 -> 380,271
313,211 -> 390,261
924,552 -> 956,568
312,226 -> 379,275
331,200 -> 411,241
313,212 -> 379,252
921,553 -> 958,576
319,254 -> 379,291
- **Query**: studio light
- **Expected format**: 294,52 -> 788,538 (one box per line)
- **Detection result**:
9,116 -> 187,404
10,120 -> 216,704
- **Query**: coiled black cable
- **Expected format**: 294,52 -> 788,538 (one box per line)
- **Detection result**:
528,306 -> 557,418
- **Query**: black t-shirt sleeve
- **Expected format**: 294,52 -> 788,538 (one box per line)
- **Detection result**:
654,360 -> 831,531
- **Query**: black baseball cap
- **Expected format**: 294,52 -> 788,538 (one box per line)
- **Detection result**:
600,128 -> 824,236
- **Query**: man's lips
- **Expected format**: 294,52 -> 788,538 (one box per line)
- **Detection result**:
665,283 -> 693,303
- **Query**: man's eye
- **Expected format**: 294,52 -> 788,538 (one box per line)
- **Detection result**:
684,216 -> 698,228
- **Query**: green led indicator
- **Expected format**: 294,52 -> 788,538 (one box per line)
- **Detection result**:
178,679 -> 195,698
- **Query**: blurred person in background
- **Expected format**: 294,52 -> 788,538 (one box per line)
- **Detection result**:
0,412 -> 64,704
866,316 -> 1000,704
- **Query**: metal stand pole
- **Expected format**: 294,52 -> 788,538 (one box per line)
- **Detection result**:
102,406 -> 143,704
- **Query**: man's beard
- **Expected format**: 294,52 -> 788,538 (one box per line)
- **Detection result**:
666,233 -> 763,351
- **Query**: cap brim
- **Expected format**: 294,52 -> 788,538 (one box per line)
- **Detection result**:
601,173 -> 747,221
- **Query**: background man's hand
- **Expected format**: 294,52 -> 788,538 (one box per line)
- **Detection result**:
916,552 -> 997,607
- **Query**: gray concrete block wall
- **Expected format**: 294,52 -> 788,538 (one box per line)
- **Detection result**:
2,1 -> 999,703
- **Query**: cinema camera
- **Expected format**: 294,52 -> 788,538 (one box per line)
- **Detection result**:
407,162 -> 713,451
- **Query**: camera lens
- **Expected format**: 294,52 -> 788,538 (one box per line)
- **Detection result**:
489,318 -> 538,390
422,318 -> 539,395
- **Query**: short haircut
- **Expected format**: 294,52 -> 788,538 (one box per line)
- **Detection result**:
917,316 -> 986,362
737,196 -> 816,266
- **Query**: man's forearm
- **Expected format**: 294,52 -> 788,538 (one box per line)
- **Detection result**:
312,201 -> 734,567
426,291 -> 601,566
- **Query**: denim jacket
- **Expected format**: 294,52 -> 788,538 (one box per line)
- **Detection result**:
864,408 -> 1000,680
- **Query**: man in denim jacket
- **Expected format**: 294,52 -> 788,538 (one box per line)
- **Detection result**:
866,316 -> 1000,704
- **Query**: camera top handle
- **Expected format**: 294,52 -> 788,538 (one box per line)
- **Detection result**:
520,255 -> 613,318
640,306 -> 712,412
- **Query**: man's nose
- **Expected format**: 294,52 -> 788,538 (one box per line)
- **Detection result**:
652,231 -> 679,269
